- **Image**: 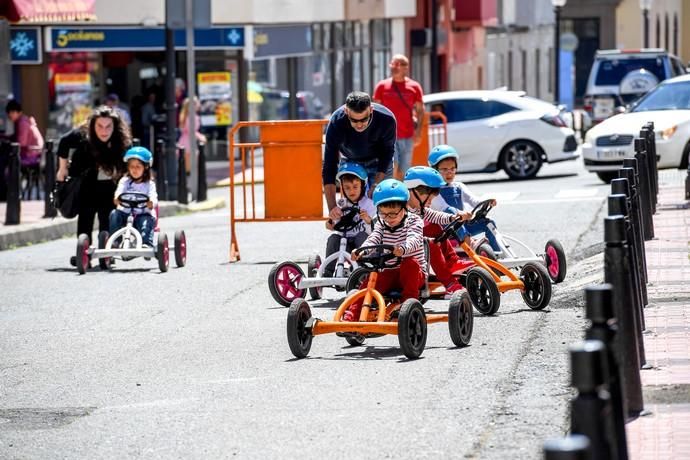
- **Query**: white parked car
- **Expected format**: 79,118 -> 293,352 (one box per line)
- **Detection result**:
582,74 -> 690,183
424,91 -> 579,180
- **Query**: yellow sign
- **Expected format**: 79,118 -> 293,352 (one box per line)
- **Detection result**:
198,71 -> 232,126
55,73 -> 91,85
198,72 -> 231,84
56,30 -> 105,48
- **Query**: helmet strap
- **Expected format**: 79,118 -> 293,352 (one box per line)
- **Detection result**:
412,189 -> 430,217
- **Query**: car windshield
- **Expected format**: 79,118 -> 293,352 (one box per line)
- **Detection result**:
631,81 -> 690,112
595,57 -> 666,86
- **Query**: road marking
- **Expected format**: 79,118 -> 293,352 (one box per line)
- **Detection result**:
501,196 -> 604,205
554,189 -> 599,199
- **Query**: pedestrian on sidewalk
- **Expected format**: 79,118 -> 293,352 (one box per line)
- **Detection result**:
56,106 -> 132,266
323,91 -> 396,222
373,54 -> 424,179
5,100 -> 45,174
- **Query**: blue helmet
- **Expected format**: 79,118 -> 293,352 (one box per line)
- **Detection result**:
123,146 -> 153,166
428,144 -> 459,168
336,161 -> 368,182
372,179 -> 410,207
403,166 -> 445,189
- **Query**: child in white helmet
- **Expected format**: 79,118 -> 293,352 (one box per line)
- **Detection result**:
323,161 -> 376,277
108,146 -> 158,247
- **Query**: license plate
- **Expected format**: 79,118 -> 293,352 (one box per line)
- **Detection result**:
597,148 -> 626,159
593,99 -> 614,119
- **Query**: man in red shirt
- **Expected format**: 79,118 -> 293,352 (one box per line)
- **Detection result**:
373,54 -> 424,179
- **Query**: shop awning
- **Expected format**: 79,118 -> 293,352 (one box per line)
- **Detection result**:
0,0 -> 96,23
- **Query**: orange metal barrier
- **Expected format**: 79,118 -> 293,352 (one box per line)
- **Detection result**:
227,120 -> 329,262
412,111 -> 447,167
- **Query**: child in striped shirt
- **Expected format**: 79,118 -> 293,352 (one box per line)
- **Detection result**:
346,179 -> 425,322
404,166 -> 471,298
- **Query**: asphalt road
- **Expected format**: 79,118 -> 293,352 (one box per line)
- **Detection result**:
0,160 -> 614,459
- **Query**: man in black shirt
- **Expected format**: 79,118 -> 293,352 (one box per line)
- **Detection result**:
323,91 -> 396,220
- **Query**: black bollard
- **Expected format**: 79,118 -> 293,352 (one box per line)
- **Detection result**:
197,141 -> 207,202
43,140 -> 57,218
604,216 -> 644,417
620,164 -> 650,281
177,147 -> 188,205
686,165 -> 690,200
5,143 -> 21,225
569,340 -> 614,460
612,177 -> 649,299
543,434 -> 591,460
642,123 -> 658,206
625,151 -> 654,241
585,285 -> 629,460
132,138 -> 141,147
633,139 -> 655,238
155,139 -> 167,201
608,193 -> 647,337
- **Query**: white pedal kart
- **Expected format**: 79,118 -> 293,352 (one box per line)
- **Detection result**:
75,192 -> 187,274
461,199 -> 567,283
268,206 -> 362,307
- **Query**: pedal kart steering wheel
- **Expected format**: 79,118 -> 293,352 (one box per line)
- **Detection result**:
118,192 -> 150,209
353,244 -> 401,271
468,199 -> 494,224
332,206 -> 361,233
434,219 -> 466,244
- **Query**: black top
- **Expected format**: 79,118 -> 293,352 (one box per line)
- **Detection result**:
57,128 -> 127,181
322,103 -> 396,185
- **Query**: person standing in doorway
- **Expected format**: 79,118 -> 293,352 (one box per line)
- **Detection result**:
373,54 -> 425,179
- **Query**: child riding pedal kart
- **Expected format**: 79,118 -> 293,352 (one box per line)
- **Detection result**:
286,180 -> 474,360
268,162 -> 373,306
74,147 -> 186,274
429,144 -> 567,283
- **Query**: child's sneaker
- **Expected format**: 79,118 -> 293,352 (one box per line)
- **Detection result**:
343,304 -> 362,322
443,281 -> 463,300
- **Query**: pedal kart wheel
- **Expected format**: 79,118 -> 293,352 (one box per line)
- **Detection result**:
307,254 -> 323,300
268,261 -> 307,307
520,262 -> 552,310
544,239 -> 567,283
287,299 -> 313,358
345,267 -> 370,293
448,290 -> 473,347
397,299 -> 427,359
157,232 -> 169,273
477,243 -> 496,261
174,230 -> 187,267
98,231 -> 111,271
465,267 -> 500,315
345,334 -> 366,347
76,234 -> 90,275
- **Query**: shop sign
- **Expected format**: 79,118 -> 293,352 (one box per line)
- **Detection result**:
10,28 -> 41,64
54,73 -> 93,131
253,25 -> 312,60
197,72 -> 232,126
47,27 -> 244,51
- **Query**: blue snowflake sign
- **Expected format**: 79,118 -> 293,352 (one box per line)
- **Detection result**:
10,28 -> 42,64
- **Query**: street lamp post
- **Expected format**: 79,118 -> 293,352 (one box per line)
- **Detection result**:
640,0 -> 654,48
552,0 -> 567,104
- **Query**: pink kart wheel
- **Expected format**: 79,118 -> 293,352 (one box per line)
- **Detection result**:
268,261 -> 307,307
76,234 -> 90,275
98,231 -> 111,270
157,232 -> 169,273
174,230 -> 187,267
307,254 -> 322,300
544,239 -> 567,283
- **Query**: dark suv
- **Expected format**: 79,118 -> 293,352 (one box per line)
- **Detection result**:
583,49 -> 686,124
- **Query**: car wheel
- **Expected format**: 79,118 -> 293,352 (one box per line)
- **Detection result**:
679,142 -> 690,170
596,171 -> 619,183
501,140 -> 543,180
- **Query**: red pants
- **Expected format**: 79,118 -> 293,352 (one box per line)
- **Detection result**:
424,223 -> 461,287
348,257 -> 425,316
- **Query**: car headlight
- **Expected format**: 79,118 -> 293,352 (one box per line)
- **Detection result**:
656,126 -> 677,140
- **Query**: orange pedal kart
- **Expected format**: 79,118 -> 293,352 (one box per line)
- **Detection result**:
286,244 -> 474,360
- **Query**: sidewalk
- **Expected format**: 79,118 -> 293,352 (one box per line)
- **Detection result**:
626,182 -> 690,460
0,196 -> 225,250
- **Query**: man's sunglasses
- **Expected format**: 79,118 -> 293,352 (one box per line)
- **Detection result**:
348,113 -> 371,125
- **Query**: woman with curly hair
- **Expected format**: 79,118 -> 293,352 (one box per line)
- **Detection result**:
56,106 -> 132,265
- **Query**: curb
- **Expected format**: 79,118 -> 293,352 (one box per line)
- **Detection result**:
0,198 -> 226,251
